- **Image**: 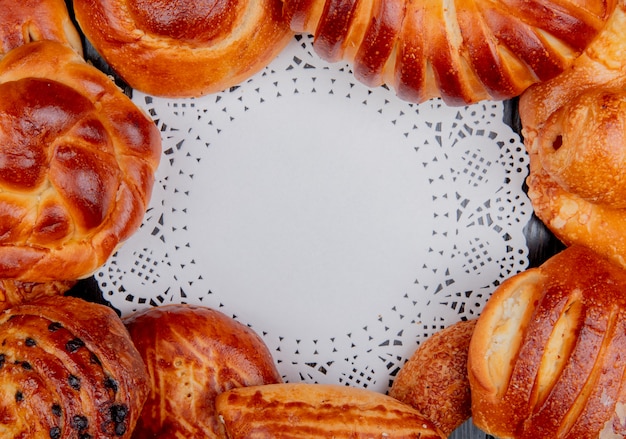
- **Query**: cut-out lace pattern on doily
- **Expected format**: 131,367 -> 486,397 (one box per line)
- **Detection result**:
97,35 -> 532,392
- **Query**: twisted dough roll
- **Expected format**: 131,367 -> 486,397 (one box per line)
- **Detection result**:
0,0 -> 82,57
0,295 -> 149,438
0,41 -> 161,281
283,0 -> 616,105
73,0 -> 295,97
520,0 -> 626,269
468,245 -> 626,438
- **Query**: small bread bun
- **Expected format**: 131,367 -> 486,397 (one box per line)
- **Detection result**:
390,319 -> 476,436
73,0 -> 294,97
0,40 -> 161,281
0,279 -> 76,312
123,304 -> 283,438
0,295 -> 149,438
0,0 -> 83,57
468,245 -> 626,438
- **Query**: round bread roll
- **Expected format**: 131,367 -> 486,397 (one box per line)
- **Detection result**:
0,40 -> 161,282
123,304 -> 283,438
520,0 -> 626,270
72,0 -> 295,97
0,0 -> 82,57
0,295 -> 149,438
468,245 -> 626,438
283,0 -> 616,105
389,319 -> 476,436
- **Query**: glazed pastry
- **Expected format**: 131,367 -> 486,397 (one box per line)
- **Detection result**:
124,304 -> 283,438
0,280 -> 76,312
468,245 -> 626,438
519,0 -> 626,270
0,0 -> 82,57
283,0 -> 616,105
0,295 -> 149,438
0,40 -> 161,281
216,382 -> 446,438
73,0 -> 294,97
390,319 -> 476,436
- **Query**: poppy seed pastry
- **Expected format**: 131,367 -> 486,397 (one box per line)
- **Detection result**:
468,245 -> 626,438
0,40 -> 161,281
282,0 -> 616,105
0,295 -> 149,438
72,0 -> 295,97
123,304 -> 283,438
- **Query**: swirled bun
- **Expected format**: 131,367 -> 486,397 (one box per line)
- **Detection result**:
283,0 -> 616,105
468,245 -> 626,438
0,40 -> 161,281
0,0 -> 82,57
123,304 -> 283,438
73,0 -> 294,97
520,1 -> 626,269
0,295 -> 149,438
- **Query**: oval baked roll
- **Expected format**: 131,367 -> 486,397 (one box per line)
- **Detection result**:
124,304 -> 283,438
0,40 -> 161,281
0,295 -> 149,438
468,245 -> 626,438
73,0 -> 294,97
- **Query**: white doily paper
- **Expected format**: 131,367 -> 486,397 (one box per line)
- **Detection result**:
97,35 -> 532,392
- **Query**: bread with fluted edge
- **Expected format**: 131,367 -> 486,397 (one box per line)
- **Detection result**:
0,295 -> 149,438
468,245 -> 626,438
0,0 -> 82,57
282,0 -> 616,105
520,0 -> 626,270
123,304 -> 283,438
72,0 -> 295,97
0,40 -> 161,281
216,382 -> 446,438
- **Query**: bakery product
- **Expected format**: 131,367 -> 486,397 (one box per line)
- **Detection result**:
0,295 -> 149,438
123,304 -> 283,438
0,279 -> 76,312
283,0 -> 616,105
0,40 -> 161,281
0,0 -> 83,57
520,0 -> 626,270
390,319 -> 476,436
216,382 -> 446,438
72,0 -> 295,97
468,245 -> 626,438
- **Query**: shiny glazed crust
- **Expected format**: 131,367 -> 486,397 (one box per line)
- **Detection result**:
283,0 -> 616,105
520,1 -> 626,270
73,0 -> 295,97
468,245 -> 626,438
390,319 -> 476,436
0,295 -> 149,438
216,382 -> 446,438
0,0 -> 83,57
123,304 -> 283,438
0,40 -> 161,281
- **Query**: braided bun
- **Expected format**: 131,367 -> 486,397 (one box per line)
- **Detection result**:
73,0 -> 294,97
0,41 -> 161,281
283,0 -> 616,105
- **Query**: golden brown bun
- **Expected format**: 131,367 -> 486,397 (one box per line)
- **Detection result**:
123,304 -> 283,438
283,0 -> 616,105
468,245 -> 626,438
390,319 -> 476,436
0,295 -> 149,438
73,0 -> 295,97
520,1 -> 626,270
216,383 -> 446,438
0,0 -> 82,57
0,279 -> 76,311
0,41 -> 161,281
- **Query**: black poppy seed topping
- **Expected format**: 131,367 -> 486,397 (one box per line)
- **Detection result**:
52,403 -> 62,417
71,414 -> 88,431
103,376 -> 118,393
25,338 -> 36,347
48,322 -> 63,332
20,361 -> 32,371
49,426 -> 61,439
115,422 -> 126,436
15,391 -> 23,403
68,374 -> 81,390
65,338 -> 85,353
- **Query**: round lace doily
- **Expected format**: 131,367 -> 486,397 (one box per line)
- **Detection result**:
97,35 -> 532,392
